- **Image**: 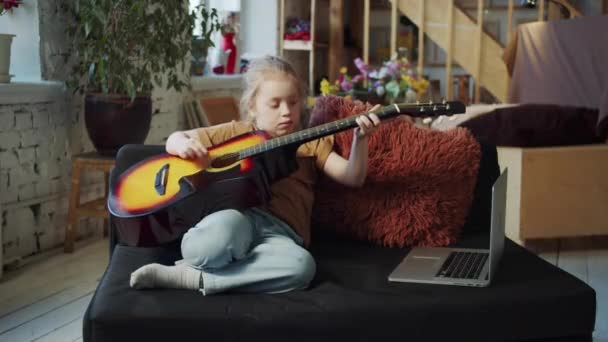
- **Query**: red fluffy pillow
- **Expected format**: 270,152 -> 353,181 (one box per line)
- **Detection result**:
310,96 -> 481,248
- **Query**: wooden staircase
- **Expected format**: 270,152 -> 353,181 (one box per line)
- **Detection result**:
396,0 -> 510,102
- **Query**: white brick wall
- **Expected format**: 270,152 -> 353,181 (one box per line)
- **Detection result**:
1,73 -> 243,271
0,96 -> 76,264
0,88 -> 189,266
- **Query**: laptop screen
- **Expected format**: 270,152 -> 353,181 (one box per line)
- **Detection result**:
488,168 -> 508,280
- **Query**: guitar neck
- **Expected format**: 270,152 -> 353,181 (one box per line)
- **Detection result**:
238,101 -> 464,159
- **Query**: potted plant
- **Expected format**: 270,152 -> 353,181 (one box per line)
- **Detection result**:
191,6 -> 221,76
0,0 -> 22,83
62,0 -> 198,155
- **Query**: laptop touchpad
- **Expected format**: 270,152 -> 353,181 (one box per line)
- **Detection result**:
404,256 -> 442,277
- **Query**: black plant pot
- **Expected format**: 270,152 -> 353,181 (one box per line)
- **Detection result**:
84,93 -> 152,156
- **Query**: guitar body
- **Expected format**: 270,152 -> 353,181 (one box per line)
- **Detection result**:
109,131 -> 279,218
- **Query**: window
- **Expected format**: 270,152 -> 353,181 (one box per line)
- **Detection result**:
191,0 -> 242,75
0,1 -> 42,82
189,0 -> 280,78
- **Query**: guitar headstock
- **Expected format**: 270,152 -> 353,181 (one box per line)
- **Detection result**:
393,100 -> 466,118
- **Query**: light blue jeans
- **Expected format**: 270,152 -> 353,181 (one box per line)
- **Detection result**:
176,208 -> 316,295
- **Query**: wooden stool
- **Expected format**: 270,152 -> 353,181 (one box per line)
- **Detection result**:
65,152 -> 116,253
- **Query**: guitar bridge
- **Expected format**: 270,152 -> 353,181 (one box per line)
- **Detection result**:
155,163 -> 170,196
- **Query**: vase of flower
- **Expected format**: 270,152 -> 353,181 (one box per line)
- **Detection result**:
405,88 -> 417,103
320,56 -> 430,105
0,34 -> 15,83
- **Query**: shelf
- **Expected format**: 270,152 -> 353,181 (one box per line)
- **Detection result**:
283,40 -> 313,50
283,40 -> 328,51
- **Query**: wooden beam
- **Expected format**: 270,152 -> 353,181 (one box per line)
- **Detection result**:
417,0 -> 424,77
279,0 -> 285,55
547,2 -> 562,20
538,0 -> 545,21
446,0 -> 454,100
604,0 -> 608,14
506,0 -> 514,45
363,0 -> 370,64
390,0 -> 397,57
474,0 -> 483,103
550,0 -> 583,18
309,0 -> 316,94
329,0 -> 344,83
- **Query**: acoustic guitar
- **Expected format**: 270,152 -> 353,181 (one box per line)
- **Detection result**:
108,101 -> 465,219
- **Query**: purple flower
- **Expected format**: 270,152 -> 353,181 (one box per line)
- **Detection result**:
354,58 -> 369,76
341,80 -> 354,92
352,74 -> 364,83
386,60 -> 400,74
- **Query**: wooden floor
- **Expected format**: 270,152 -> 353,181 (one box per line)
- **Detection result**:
0,236 -> 607,342
0,237 -> 108,342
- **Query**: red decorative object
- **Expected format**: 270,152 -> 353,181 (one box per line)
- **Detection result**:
0,0 -> 21,15
284,31 -> 310,41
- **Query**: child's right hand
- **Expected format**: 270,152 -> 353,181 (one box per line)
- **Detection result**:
167,132 -> 210,167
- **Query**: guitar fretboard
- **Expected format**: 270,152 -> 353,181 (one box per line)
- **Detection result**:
237,101 -> 463,160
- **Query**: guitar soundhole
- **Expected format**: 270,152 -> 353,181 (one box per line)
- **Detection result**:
211,153 -> 240,168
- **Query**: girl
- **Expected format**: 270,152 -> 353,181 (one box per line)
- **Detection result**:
130,55 -> 381,295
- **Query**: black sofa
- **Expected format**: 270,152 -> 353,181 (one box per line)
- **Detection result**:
84,143 -> 596,342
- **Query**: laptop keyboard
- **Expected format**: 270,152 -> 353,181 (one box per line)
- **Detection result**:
435,251 -> 488,279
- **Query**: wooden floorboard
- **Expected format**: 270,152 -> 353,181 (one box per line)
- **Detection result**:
0,238 -> 107,318
0,237 -> 106,342
0,294 -> 92,342
0,280 -> 98,335
31,316 -> 83,342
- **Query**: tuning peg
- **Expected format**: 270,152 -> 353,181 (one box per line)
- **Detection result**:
416,100 -> 420,105
442,98 -> 447,105
433,106 -> 438,111
446,103 -> 450,110
420,106 -> 425,112
429,100 -> 433,105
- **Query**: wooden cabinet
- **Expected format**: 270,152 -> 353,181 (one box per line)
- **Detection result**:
498,145 -> 608,244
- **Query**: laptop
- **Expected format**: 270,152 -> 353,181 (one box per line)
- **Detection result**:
388,168 -> 508,287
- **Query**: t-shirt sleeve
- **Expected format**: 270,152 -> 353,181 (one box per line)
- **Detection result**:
194,120 -> 254,147
312,135 -> 334,169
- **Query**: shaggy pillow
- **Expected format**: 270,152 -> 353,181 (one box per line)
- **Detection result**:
310,96 -> 481,248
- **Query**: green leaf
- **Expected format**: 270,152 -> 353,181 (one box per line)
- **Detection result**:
88,63 -> 96,82
63,0 -> 201,95
92,7 -> 106,25
124,75 -> 134,100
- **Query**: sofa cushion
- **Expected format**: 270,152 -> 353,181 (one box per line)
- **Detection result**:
459,104 -> 601,147
309,95 -> 481,248
84,233 -> 595,342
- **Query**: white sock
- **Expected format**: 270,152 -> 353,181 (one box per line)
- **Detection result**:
130,263 -> 201,290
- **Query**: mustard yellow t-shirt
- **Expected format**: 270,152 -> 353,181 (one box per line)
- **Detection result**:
195,120 -> 334,247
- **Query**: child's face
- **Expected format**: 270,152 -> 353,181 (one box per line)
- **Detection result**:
251,73 -> 301,137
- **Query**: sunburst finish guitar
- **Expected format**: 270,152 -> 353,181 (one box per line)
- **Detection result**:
108,101 -> 465,220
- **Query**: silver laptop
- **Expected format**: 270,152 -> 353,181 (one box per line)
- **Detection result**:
388,168 -> 508,287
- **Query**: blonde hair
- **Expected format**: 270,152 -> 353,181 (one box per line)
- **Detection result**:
240,55 -> 308,124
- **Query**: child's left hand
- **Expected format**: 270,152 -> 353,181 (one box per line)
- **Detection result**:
354,104 -> 382,138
